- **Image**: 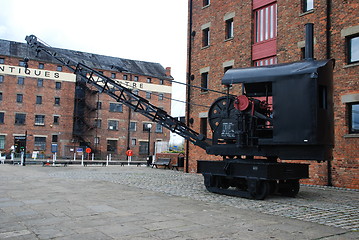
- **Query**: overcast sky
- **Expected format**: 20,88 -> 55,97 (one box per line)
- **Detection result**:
0,0 -> 188,117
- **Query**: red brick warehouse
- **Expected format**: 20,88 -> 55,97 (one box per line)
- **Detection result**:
0,40 -> 173,161
185,0 -> 358,189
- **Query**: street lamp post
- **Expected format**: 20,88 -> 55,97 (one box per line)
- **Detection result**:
23,130 -> 27,166
147,123 -> 152,166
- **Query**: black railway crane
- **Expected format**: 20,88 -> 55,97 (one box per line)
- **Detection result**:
25,24 -> 334,199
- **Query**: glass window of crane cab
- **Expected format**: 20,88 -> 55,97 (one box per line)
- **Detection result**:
349,103 -> 359,133
303,0 -> 314,12
348,35 -> 359,64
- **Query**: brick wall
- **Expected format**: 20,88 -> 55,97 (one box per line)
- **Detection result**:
187,0 -> 359,188
0,50 -> 172,160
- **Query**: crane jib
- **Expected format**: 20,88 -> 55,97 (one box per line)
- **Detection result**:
25,35 -> 209,150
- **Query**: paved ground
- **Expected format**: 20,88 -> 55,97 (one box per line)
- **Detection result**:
0,165 -> 358,239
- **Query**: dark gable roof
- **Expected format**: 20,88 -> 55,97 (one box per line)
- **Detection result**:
0,39 -> 173,80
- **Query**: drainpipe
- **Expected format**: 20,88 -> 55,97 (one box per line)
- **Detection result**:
185,0 -> 193,173
326,0 -> 333,186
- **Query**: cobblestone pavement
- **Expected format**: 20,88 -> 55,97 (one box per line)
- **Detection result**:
48,166 -> 359,231
1,165 -> 358,239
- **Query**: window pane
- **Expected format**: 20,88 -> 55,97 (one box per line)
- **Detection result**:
15,113 -> 26,125
37,79 -> 43,87
202,28 -> 210,47
35,115 -> 45,125
54,116 -> 60,124
108,120 -> 118,130
52,135 -> 58,142
107,140 -> 117,152
0,135 -> 5,149
109,103 -> 123,112
304,0 -> 314,11
0,112 -> 4,124
225,19 -> 234,39
36,96 -> 42,104
17,77 -> 24,85
34,137 -> 46,150
351,104 -> 359,133
146,92 -> 151,99
130,122 -> 136,131
255,4 -> 277,43
0,75 -> 4,83
155,123 -> 163,133
139,141 -> 148,154
55,82 -> 61,89
201,72 -> 208,92
350,36 -> 359,63
200,118 -> 207,138
16,94 -> 23,103
95,119 -> 101,128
